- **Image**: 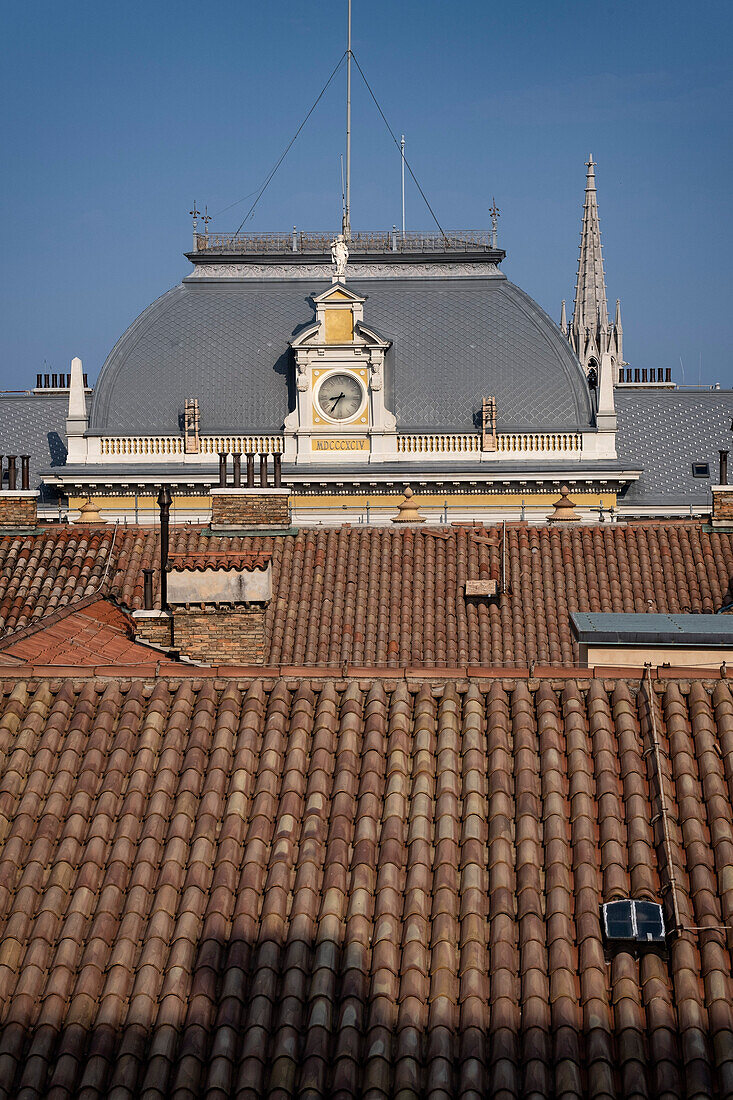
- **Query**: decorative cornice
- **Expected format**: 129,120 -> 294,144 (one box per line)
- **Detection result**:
184,261 -> 503,281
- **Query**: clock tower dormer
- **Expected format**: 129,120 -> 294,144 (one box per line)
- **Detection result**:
285,281 -> 395,463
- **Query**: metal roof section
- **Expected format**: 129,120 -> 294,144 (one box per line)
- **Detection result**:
616,389 -> 733,508
571,611 -> 733,645
89,271 -> 594,437
0,393 -> 68,500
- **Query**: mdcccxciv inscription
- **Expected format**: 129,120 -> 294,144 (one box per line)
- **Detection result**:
312,438 -> 369,452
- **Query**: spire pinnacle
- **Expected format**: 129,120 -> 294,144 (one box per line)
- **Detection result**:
572,154 -> 609,349
566,157 -> 624,378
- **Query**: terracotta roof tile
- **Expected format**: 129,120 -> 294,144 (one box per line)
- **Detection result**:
165,550 -> 271,572
4,520 -> 732,668
0,669 -> 673,1095
0,597 -> 179,668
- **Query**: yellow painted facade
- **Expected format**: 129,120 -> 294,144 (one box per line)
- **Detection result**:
69,489 -> 617,518
290,491 -> 618,509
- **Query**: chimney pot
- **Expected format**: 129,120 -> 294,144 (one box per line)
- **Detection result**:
36,373 -> 42,388
720,450 -> 729,487
7,456 -> 17,491
232,452 -> 241,488
157,486 -> 172,610
143,568 -> 155,610
641,369 -> 648,382
44,373 -> 50,387
246,452 -> 255,487
83,373 -> 88,387
218,451 -> 228,488
666,368 -> 672,382
259,452 -> 268,488
273,452 -> 282,488
20,456 -> 30,491
634,369 -> 640,382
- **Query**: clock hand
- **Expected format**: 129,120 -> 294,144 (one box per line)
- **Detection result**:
330,392 -> 346,409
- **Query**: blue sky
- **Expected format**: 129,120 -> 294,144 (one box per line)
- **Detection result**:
2,0 -> 732,388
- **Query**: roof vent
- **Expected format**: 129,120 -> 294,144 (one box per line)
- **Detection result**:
464,579 -> 499,598
601,899 -> 665,943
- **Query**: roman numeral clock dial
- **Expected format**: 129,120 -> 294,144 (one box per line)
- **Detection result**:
316,372 -> 365,422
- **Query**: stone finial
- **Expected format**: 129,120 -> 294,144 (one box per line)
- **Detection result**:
392,486 -> 425,524
76,498 -> 105,524
547,485 -> 580,523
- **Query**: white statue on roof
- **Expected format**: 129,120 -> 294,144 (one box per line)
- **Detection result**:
330,234 -> 349,280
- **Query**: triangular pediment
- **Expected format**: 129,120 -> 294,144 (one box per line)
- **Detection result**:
311,282 -> 366,306
290,280 -> 390,351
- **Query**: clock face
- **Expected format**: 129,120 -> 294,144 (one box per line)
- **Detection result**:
316,371 -> 365,421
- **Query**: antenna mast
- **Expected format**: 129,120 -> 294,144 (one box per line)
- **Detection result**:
343,0 -> 352,239
340,154 -> 345,225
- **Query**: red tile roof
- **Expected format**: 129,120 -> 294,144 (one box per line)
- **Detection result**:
0,672 -> 731,1095
2,521 -> 733,667
0,527 -> 117,634
0,597 -> 179,667
122,521 -> 733,666
166,550 -> 271,571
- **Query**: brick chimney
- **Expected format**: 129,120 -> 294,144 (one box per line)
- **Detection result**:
134,551 -> 273,664
712,449 -> 733,528
0,455 -> 38,528
209,451 -> 291,530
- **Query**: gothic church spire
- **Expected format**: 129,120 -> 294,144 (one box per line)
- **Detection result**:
573,155 -> 608,334
566,156 -> 623,376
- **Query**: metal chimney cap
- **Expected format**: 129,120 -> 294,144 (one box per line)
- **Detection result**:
157,485 -> 172,507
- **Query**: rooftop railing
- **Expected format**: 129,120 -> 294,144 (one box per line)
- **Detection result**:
192,229 -> 497,255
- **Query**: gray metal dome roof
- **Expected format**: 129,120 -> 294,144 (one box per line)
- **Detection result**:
90,271 -> 593,435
